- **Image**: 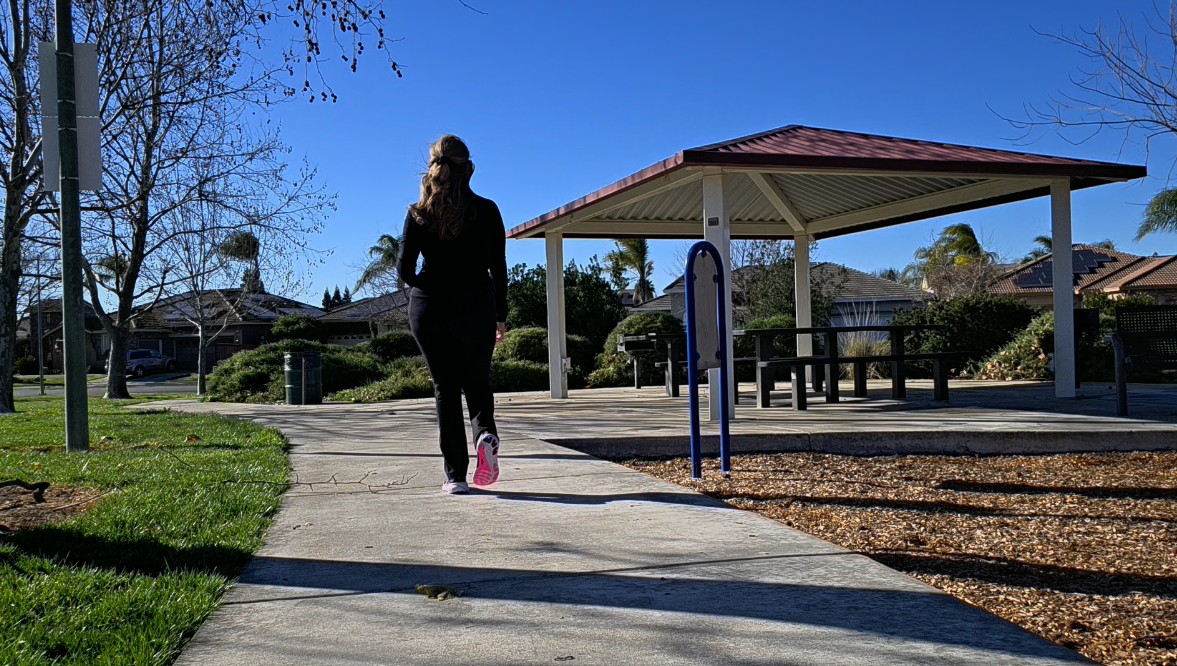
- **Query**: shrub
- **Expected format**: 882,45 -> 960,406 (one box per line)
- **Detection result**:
322,348 -> 386,394
269,314 -> 327,343
493,327 -> 548,364
587,312 -> 684,388
336,357 -> 550,402
492,327 -> 595,379
14,356 -> 38,375
206,340 -> 384,402
358,330 -> 420,362
490,359 -> 549,393
975,311 -> 1118,382
975,312 -> 1056,380
334,356 -> 434,402
891,295 -> 1039,375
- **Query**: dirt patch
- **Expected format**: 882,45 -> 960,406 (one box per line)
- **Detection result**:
626,451 -> 1177,666
0,483 -> 109,534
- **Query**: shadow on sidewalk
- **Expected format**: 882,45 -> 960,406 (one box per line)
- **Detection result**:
229,555 -> 1084,663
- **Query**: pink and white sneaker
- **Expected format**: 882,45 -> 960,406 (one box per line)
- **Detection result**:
472,433 -> 500,487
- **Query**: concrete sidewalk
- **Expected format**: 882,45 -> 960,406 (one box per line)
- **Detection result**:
172,399 -> 1086,665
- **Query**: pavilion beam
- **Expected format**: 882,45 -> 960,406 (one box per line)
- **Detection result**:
564,220 -> 803,238
548,170 -> 703,232
748,172 -> 807,232
545,231 -> 568,399
1051,180 -> 1076,398
805,178 -> 1045,235
702,171 -> 735,421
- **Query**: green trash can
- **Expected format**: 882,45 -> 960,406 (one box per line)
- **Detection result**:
284,351 -> 322,405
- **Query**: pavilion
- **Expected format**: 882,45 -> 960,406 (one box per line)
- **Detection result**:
506,125 -> 1147,419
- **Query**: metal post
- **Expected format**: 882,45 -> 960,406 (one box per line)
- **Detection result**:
301,356 -> 307,406
36,283 -> 45,396
56,0 -> 88,452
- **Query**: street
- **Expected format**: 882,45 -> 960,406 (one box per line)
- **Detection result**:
13,373 -> 201,399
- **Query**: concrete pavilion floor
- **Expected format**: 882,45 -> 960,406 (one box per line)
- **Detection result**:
166,379 -> 1173,665
496,379 -> 1177,459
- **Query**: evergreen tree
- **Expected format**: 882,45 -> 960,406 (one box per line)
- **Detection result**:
322,289 -> 332,311
343,286 -> 352,303
332,286 -> 343,308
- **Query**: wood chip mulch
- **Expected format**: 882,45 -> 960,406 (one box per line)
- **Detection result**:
625,451 -> 1177,666
0,483 -> 108,534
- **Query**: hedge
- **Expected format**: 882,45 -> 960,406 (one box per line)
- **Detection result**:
206,340 -> 385,402
587,312 -> 685,388
269,314 -> 328,343
335,357 -> 550,403
890,295 -> 1038,376
357,330 -> 420,363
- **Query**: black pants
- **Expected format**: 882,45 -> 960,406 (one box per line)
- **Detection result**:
408,281 -> 498,483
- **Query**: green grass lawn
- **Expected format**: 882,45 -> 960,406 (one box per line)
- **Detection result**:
0,398 -> 288,665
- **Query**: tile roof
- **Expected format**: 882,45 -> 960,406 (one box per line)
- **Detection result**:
138,290 -> 322,328
989,246 -> 1173,296
317,291 -> 409,322
631,294 -> 672,312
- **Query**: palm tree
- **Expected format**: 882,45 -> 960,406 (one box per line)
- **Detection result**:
355,234 -> 401,293
606,239 -> 654,304
1023,235 -> 1052,262
1138,188 -> 1177,240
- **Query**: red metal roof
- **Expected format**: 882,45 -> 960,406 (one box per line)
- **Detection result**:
685,126 -> 1143,177
508,125 -> 1147,240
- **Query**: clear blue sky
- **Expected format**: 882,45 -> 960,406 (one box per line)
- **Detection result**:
266,0 -> 1177,303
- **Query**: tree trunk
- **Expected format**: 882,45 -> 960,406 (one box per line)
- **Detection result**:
197,326 -> 207,395
0,223 -> 20,413
103,327 -> 131,399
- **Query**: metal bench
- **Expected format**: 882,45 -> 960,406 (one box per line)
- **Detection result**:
1111,305 -> 1177,417
757,351 -> 962,410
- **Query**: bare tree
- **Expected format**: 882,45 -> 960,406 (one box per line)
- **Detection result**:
3,0 -> 404,408
1008,4 -> 1177,239
158,204 -> 250,395
73,1 -> 333,399
0,2 -> 53,412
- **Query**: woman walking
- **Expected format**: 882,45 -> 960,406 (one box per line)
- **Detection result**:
397,135 -> 508,494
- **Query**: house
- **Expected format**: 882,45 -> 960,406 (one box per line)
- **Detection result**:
318,291 -> 411,346
18,299 -> 107,372
990,245 -> 1177,307
131,289 -> 323,371
660,263 -> 929,325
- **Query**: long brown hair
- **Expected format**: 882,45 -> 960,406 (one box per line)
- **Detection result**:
409,134 -> 474,240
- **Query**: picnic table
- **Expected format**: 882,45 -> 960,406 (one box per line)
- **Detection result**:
620,324 -> 959,410
734,324 -> 954,410
617,332 -> 688,397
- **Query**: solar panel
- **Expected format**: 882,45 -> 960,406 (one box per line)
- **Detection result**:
1012,249 -> 1116,290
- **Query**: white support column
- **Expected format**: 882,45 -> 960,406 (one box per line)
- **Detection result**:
545,231 -> 568,399
793,234 -> 813,376
1051,180 -> 1076,398
702,172 -> 735,421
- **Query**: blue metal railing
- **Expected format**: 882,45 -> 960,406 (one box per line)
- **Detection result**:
684,240 -> 732,480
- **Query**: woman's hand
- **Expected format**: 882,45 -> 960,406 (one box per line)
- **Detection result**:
495,322 -> 506,344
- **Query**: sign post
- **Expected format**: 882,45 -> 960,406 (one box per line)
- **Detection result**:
684,240 -> 732,480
